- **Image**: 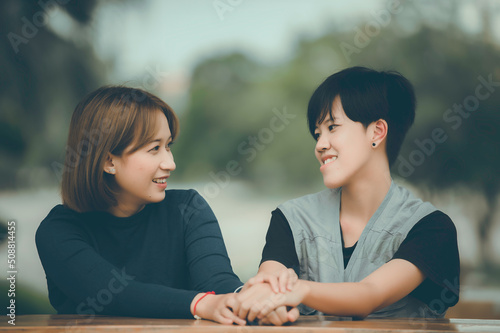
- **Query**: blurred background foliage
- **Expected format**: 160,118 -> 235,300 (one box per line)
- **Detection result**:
1,0 -> 499,314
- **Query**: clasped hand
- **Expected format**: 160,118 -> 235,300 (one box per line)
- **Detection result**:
195,268 -> 302,325
229,268 -> 301,325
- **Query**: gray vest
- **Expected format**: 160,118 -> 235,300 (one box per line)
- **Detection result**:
278,181 -> 443,318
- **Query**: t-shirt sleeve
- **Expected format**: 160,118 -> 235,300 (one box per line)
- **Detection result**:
36,206 -> 199,318
392,210 -> 460,308
181,190 -> 243,293
260,209 -> 300,275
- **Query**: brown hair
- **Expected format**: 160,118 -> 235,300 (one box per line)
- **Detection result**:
61,86 -> 179,212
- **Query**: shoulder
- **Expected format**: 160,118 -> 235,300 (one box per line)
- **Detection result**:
37,204 -> 82,231
277,188 -> 341,234
35,204 -> 88,248
395,210 -> 459,265
412,210 -> 457,235
390,183 -> 437,218
279,188 -> 340,212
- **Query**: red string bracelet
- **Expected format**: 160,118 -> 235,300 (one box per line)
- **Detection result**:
193,291 -> 215,320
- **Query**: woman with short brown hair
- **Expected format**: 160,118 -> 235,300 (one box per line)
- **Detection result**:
36,86 -> 292,324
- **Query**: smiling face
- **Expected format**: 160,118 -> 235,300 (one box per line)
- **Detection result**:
314,96 -> 375,189
107,111 -> 176,216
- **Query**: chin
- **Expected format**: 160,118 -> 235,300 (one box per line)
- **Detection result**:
147,192 -> 166,203
322,176 -> 343,189
323,180 -> 341,189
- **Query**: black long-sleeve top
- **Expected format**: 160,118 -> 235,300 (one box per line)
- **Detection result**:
35,189 -> 242,318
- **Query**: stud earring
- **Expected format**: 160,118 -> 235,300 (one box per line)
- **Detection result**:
109,168 -> 115,173
372,143 -> 376,147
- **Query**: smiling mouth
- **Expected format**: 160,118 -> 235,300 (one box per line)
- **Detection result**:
152,178 -> 167,184
322,156 -> 338,165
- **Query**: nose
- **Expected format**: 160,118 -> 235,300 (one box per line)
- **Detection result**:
315,133 -> 330,152
160,150 -> 176,171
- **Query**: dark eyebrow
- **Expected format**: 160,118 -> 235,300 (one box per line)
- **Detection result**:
315,116 -> 336,129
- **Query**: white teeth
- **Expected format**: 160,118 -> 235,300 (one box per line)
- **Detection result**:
153,178 -> 167,184
323,157 -> 337,165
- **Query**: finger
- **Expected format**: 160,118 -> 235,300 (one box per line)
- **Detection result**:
246,301 -> 264,322
236,283 -> 275,319
288,276 -> 298,291
212,309 -> 233,325
279,270 -> 289,293
257,294 -> 285,320
260,317 -> 271,325
225,295 -> 239,316
268,275 -> 279,293
225,308 -> 247,326
237,300 -> 252,320
220,307 -> 246,326
246,276 -> 261,287
256,299 -> 277,320
274,306 -> 289,324
287,307 -> 300,322
263,310 -> 282,326
287,269 -> 298,291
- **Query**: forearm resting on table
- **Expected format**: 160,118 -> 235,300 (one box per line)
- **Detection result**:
297,280 -> 381,318
274,259 -> 426,318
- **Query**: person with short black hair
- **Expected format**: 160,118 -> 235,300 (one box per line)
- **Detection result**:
239,67 -> 460,321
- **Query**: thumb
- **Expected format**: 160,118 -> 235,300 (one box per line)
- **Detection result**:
287,307 -> 300,322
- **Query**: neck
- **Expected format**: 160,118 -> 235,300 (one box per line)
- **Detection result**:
108,199 -> 145,218
340,166 -> 392,226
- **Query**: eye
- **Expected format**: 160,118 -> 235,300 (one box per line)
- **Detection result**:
313,133 -> 320,141
166,141 -> 174,151
149,145 -> 160,152
328,124 -> 338,131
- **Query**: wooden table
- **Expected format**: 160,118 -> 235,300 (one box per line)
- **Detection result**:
2,315 -> 500,332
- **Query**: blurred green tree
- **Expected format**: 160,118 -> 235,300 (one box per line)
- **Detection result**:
0,0 -> 105,189
0,0 -> 104,315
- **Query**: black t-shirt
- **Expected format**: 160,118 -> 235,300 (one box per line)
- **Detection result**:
261,209 -> 460,309
36,189 -> 242,318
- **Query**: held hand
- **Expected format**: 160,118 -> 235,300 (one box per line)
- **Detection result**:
228,283 -> 300,325
227,283 -> 280,322
260,306 -> 300,326
191,293 -> 246,325
244,268 -> 298,293
253,280 -> 309,320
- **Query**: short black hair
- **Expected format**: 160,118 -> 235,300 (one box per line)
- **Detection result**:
307,66 -> 416,167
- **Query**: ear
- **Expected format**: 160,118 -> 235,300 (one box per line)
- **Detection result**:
369,119 -> 388,148
103,153 -> 116,175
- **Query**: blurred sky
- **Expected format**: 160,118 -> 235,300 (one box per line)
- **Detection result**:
44,0 -> 499,111
92,0 -> 382,76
